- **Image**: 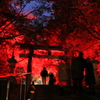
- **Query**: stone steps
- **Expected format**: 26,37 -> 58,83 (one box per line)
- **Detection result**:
1,81 -> 100,100
34,85 -> 100,100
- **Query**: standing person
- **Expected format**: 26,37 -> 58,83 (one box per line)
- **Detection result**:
85,58 -> 96,95
49,72 -> 56,85
40,67 -> 48,85
71,51 -> 86,95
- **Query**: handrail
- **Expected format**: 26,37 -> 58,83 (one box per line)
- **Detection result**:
0,73 -> 31,100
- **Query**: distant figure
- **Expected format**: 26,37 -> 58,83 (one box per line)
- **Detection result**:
49,73 -> 56,85
27,81 -> 35,100
71,51 -> 86,95
85,58 -> 96,94
40,67 -> 48,85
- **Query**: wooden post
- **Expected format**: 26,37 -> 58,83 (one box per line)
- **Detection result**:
25,49 -> 33,99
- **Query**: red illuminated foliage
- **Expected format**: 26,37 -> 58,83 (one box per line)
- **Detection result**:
0,0 -> 100,84
47,0 -> 100,39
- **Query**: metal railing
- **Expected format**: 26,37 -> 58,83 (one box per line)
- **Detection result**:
0,73 -> 31,100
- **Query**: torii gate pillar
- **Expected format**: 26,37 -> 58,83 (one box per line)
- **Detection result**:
25,49 -> 33,94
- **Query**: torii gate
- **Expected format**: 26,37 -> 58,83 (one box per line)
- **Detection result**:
18,43 -> 66,98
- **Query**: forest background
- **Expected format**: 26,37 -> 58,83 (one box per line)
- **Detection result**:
0,0 -> 100,84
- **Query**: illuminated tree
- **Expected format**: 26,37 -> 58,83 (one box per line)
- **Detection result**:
0,0 -> 100,76
0,0 -> 54,44
47,0 -> 100,40
43,0 -> 100,59
0,0 -> 55,74
0,0 -> 100,46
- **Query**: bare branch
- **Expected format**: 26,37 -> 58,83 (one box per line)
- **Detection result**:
76,19 -> 100,40
0,34 -> 23,40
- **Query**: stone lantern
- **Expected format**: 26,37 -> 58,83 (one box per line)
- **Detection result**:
7,56 -> 17,73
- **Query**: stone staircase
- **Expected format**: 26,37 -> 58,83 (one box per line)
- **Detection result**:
1,82 -> 100,100
34,85 -> 100,100
34,85 -> 77,100
34,85 -> 59,100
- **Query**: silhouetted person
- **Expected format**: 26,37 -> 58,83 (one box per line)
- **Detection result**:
40,67 -> 48,85
85,58 -> 96,95
71,51 -> 86,95
49,73 -> 56,85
